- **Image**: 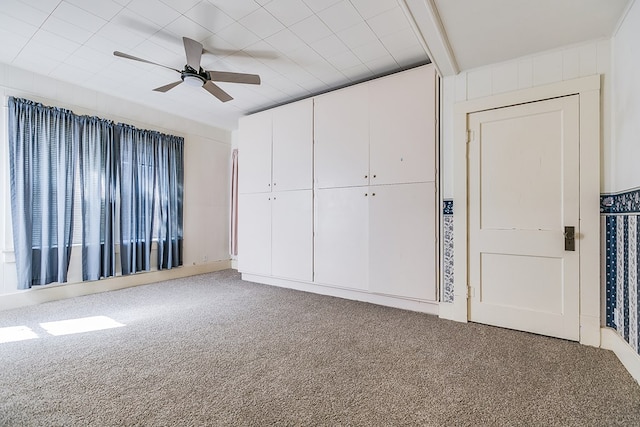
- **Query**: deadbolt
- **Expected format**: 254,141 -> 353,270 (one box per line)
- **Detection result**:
564,226 -> 575,251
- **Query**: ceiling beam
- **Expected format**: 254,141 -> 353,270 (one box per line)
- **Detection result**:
400,0 -> 460,76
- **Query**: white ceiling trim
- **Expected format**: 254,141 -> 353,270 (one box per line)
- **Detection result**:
401,0 -> 458,76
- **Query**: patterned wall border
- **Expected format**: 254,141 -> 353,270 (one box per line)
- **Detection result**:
601,188 -> 640,214
442,199 -> 454,303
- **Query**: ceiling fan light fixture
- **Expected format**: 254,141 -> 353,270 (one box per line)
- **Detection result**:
182,74 -> 204,87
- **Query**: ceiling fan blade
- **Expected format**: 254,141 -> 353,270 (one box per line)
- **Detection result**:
153,81 -> 183,93
113,51 -> 180,73
203,81 -> 233,103
183,37 -> 203,71
207,71 -> 261,85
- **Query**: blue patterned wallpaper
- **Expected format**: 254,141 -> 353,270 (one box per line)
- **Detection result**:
442,200 -> 454,303
602,191 -> 640,356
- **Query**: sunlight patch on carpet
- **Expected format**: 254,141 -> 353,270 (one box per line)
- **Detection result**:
0,326 -> 39,343
40,316 -> 125,336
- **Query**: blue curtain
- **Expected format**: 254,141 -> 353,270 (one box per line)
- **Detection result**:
8,97 -> 185,289
156,134 -> 184,270
8,97 -> 79,289
118,125 -> 183,275
79,117 -> 117,280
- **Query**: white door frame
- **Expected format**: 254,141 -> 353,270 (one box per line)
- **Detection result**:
443,75 -> 601,347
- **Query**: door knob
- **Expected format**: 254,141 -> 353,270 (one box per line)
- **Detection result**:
564,226 -> 575,251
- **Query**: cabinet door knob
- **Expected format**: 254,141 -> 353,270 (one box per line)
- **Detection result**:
364,175 -> 368,179
372,193 -> 376,196
373,175 -> 376,178
365,193 -> 368,196
273,182 -> 276,186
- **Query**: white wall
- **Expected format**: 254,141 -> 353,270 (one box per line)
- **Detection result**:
612,0 -> 640,193
0,63 -> 232,295
441,39 -> 612,198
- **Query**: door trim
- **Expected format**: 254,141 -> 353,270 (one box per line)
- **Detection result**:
445,75 -> 601,347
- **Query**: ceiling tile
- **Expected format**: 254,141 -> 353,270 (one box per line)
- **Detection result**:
349,0 -> 398,19
215,22 -> 261,50
0,12 -> 39,38
65,0 -> 125,20
310,34 -> 349,59
379,27 -> 421,54
0,30 -> 29,63
341,63 -> 372,81
366,6 -> 409,38
306,61 -> 345,84
327,50 -> 361,69
211,0 -> 261,20
165,16 -> 214,43
317,1 -> 362,33
126,0 -> 181,27
112,8 -> 163,39
391,45 -> 427,68
52,1 -> 108,33
93,21 -> 147,50
337,22 -> 377,50
286,46 -> 324,66
302,0 -> 341,13
352,39 -> 388,63
364,54 -> 398,74
265,29 -> 306,53
2,0 -> 50,27
14,53 -> 61,76
184,1 -> 235,33
239,7 -> 285,39
31,30 -> 83,55
20,0 -> 60,14
160,0 -> 201,14
264,0 -> 313,27
41,16 -> 95,44
290,15 -> 332,44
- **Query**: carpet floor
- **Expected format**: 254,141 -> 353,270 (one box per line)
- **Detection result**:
0,269 -> 639,426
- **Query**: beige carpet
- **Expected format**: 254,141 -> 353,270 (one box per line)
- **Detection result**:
0,269 -> 638,426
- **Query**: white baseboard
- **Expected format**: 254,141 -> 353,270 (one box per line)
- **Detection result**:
601,327 -> 640,385
0,260 -> 231,312
241,273 -> 439,316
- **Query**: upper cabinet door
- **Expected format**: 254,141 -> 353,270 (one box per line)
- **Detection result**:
369,65 -> 436,185
272,99 -> 313,191
238,110 -> 272,194
314,84 -> 370,189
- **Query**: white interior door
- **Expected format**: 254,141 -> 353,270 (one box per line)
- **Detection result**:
468,95 -> 580,341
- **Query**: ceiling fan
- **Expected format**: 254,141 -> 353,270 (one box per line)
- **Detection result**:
113,37 -> 261,103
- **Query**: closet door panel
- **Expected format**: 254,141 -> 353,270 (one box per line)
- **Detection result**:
369,182 -> 436,301
272,99 -> 313,191
271,190 -> 313,282
314,187 -> 369,290
369,66 -> 436,185
238,193 -> 272,275
314,84 -> 369,189
238,110 -> 272,194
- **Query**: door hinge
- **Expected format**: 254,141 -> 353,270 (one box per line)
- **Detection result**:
466,130 -> 474,143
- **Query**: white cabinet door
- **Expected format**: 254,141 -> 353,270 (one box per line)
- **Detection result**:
272,190 -> 313,282
238,193 -> 271,275
238,110 -> 272,194
369,65 -> 436,186
369,182 -> 436,301
314,84 -> 369,189
314,186 -> 369,290
272,99 -> 313,191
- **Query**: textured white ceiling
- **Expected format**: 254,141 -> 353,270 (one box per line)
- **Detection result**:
0,0 -> 429,130
432,0 -> 630,71
0,0 -> 632,130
